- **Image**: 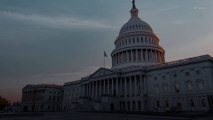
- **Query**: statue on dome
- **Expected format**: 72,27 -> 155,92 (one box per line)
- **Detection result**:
132,0 -> 136,8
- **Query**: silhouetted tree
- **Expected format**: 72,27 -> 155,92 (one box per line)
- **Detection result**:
0,96 -> 10,111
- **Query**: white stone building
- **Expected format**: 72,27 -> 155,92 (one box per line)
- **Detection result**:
63,1 -> 213,112
22,84 -> 63,112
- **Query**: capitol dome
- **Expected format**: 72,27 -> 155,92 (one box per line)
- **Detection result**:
111,0 -> 165,69
119,14 -> 153,36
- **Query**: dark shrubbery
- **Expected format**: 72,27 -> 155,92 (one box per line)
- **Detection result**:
0,96 -> 10,111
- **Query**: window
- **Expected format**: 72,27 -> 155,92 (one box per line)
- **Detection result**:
174,82 -> 180,93
154,85 -> 159,94
196,80 -> 204,90
137,38 -> 139,43
162,75 -> 166,79
132,101 -> 136,110
187,83 -> 192,90
198,82 -> 204,90
185,72 -> 190,76
201,99 -> 206,107
186,80 -> 192,90
165,100 -> 169,107
138,101 -> 141,110
190,99 -> 195,107
162,84 -> 168,92
127,101 -> 130,111
156,101 -> 160,108
196,70 -> 201,75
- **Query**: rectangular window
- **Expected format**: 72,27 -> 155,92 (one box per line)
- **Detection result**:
157,101 -> 160,108
201,99 -> 206,107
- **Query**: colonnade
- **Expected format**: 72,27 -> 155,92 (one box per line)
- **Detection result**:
82,75 -> 146,100
112,49 -> 164,66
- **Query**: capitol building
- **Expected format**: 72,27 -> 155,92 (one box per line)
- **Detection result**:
22,1 -> 213,112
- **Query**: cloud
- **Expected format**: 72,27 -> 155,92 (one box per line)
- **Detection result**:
172,20 -> 190,25
0,11 -> 117,29
193,6 -> 207,10
32,74 -> 43,78
158,5 -> 181,12
52,72 -> 84,77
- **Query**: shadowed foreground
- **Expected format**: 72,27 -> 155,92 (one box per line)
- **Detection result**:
1,112 -> 213,120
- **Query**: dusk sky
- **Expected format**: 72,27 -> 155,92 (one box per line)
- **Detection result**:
0,0 -> 213,102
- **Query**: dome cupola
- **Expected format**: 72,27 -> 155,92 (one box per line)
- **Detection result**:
111,0 -> 165,69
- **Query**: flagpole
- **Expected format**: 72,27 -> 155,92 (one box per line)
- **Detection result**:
104,55 -> 105,68
104,50 -> 107,68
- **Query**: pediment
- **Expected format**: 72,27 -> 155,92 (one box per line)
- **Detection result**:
89,68 -> 115,78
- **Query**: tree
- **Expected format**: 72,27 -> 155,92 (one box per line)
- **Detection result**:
0,96 -> 10,111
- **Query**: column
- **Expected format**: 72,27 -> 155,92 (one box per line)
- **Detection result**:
120,52 -> 122,63
87,83 -> 89,98
124,77 -> 127,98
150,50 -> 153,62
96,81 -> 98,99
116,54 -> 118,65
91,82 -> 93,99
139,75 -> 143,96
93,82 -> 95,99
84,84 -> 87,97
140,49 -> 143,61
82,84 -> 84,97
148,50 -> 150,61
158,51 -> 160,63
127,50 -> 129,62
124,51 -> 127,62
134,76 -> 137,96
131,50 -> 134,62
146,49 -> 148,61
107,79 -> 110,95
116,53 -> 118,64
136,49 -> 138,61
154,50 -> 157,62
130,76 -> 132,97
111,78 -> 114,96
99,81 -> 101,97
116,77 -> 119,96
93,81 -> 95,99
103,79 -> 106,95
